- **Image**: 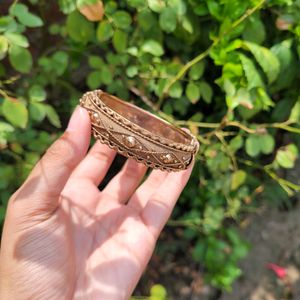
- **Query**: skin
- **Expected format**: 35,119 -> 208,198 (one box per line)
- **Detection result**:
0,106 -> 195,300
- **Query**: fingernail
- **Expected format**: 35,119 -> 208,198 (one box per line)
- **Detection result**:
67,106 -> 86,132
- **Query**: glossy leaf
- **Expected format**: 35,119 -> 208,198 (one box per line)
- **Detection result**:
29,85 -> 47,102
147,0 -> 165,12
97,21 -> 114,42
199,81 -> 213,104
8,45 -> 32,73
10,3 -> 43,27
189,61 -> 205,80
0,36 -> 8,60
4,32 -> 29,48
2,98 -> 28,128
245,135 -> 260,157
113,11 -> 132,30
113,30 -> 128,53
239,53 -> 264,89
66,11 -> 94,44
276,144 -> 298,169
231,170 -> 247,191
159,7 -> 177,33
141,39 -> 164,56
45,105 -> 61,128
244,41 -> 280,84
186,82 -> 200,104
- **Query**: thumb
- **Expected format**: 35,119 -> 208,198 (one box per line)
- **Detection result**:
9,105 -> 91,218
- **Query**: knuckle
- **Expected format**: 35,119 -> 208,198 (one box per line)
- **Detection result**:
90,148 -> 112,164
124,161 -> 140,180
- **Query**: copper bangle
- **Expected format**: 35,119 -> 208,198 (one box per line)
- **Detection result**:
79,90 -> 199,172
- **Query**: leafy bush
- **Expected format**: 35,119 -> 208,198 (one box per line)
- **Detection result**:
1,0 -> 300,292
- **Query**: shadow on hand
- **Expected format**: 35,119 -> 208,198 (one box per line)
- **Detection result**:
12,192 -> 145,299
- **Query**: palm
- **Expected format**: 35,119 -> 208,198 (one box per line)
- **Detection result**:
60,176 -> 155,300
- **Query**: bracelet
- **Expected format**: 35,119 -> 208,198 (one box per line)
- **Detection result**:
79,90 -> 199,172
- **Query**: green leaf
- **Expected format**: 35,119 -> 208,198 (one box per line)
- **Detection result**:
203,206 -> 224,234
45,105 -> 61,128
10,3 -> 43,27
168,0 -> 186,16
100,65 -> 113,85
2,98 -> 28,128
4,32 -> 29,48
159,7 -> 177,33
141,39 -> 164,56
271,39 -> 296,91
260,134 -> 275,155
186,82 -> 200,104
105,1 -> 117,14
88,55 -> 104,69
137,10 -> 156,31
150,284 -> 167,300
231,170 -> 247,191
87,70 -> 102,88
229,135 -> 243,153
199,81 -> 213,104
0,36 -> 8,60
245,135 -> 260,157
0,121 -> 14,133
112,11 -> 132,30
29,102 -> 47,121
127,0 -> 146,8
289,98 -> 300,123
58,0 -> 77,14
227,88 -> 251,110
8,45 -> 32,73
126,65 -> 138,78
29,85 -> 47,102
181,15 -> 194,33
244,41 -> 280,84
276,144 -> 298,169
256,87 -> 274,110
223,79 -> 236,97
96,21 -> 114,42
238,53 -> 264,89
66,11 -> 94,44
52,51 -> 69,76
112,30 -> 128,53
169,82 -> 183,98
0,16 -> 17,33
242,15 -> 266,45
147,0 -> 165,12
189,61 -> 205,80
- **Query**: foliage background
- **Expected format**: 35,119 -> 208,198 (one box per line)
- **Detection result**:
1,0 -> 300,297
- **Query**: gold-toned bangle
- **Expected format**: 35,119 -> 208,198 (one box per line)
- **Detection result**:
79,90 -> 199,172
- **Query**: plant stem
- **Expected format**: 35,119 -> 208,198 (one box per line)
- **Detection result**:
157,0 -> 267,109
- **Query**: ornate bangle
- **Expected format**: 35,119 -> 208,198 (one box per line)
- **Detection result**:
79,90 -> 199,172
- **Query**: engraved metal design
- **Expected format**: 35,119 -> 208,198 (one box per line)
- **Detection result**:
80,90 -> 199,172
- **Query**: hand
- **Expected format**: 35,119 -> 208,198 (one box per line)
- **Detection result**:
0,106 -> 194,300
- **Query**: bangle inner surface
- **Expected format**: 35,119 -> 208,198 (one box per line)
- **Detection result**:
99,91 -> 191,145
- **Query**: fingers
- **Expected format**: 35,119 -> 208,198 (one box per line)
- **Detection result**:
10,106 -> 91,216
70,141 -> 117,186
127,169 -> 168,211
141,162 -> 195,239
99,159 -> 147,205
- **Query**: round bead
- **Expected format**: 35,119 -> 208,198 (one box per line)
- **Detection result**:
124,136 -> 136,148
92,112 -> 99,123
163,153 -> 173,164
